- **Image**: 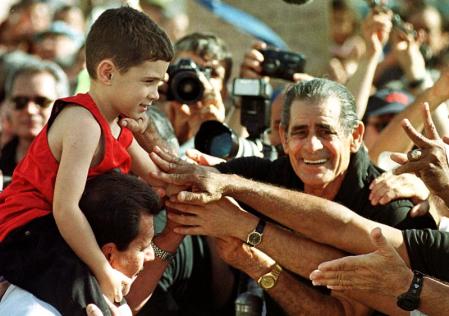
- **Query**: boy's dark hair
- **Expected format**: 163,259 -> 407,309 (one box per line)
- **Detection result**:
79,172 -> 162,251
85,6 -> 174,79
175,32 -> 233,85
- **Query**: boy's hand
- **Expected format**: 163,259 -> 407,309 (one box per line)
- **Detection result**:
98,266 -> 132,304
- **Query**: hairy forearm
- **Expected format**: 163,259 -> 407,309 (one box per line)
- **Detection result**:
418,276 -> 449,315
225,174 -> 405,257
259,224 -> 346,277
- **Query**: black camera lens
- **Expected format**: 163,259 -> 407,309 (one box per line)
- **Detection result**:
195,120 -> 239,159
167,59 -> 207,104
170,73 -> 204,104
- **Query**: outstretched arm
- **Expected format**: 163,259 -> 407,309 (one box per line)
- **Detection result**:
310,227 -> 449,315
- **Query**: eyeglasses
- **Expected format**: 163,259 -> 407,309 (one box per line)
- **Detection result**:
11,96 -> 53,111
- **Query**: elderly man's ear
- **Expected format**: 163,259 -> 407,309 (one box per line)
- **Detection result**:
350,122 -> 365,153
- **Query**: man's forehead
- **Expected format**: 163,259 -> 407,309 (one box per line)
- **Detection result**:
290,97 -> 342,119
175,51 -> 224,70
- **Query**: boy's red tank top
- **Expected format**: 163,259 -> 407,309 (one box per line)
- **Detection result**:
0,93 -> 133,241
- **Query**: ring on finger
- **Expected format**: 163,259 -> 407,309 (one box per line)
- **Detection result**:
407,148 -> 423,161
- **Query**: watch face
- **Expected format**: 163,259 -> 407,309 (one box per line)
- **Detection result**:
248,232 -> 262,246
260,275 -> 276,289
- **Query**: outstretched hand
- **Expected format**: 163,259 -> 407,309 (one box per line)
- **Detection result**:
149,146 -> 229,203
309,227 -> 413,296
391,103 -> 449,198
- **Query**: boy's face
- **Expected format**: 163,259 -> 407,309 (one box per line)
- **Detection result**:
110,60 -> 169,120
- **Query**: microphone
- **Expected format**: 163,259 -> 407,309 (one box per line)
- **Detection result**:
282,0 -> 314,4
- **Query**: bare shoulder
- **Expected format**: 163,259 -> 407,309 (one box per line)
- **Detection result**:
48,104 -> 102,161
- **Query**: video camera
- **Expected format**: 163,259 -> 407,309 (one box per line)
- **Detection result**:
166,58 -> 212,104
193,78 -> 278,161
260,48 -> 306,81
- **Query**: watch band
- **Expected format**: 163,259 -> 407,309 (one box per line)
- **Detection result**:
396,270 -> 424,311
257,263 -> 283,290
151,241 -> 175,262
246,219 -> 266,247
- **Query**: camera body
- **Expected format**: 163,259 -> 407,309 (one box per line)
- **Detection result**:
232,78 -> 272,139
260,48 -> 306,81
166,58 -> 211,104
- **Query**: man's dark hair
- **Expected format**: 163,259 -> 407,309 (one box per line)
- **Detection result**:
85,6 -> 174,79
281,78 -> 358,134
174,32 -> 233,85
79,172 -> 162,251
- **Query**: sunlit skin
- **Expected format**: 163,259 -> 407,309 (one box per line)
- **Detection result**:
90,59 -> 169,125
280,97 -> 364,199
103,214 -> 155,282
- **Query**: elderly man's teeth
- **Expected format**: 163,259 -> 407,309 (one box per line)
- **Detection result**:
304,159 -> 327,165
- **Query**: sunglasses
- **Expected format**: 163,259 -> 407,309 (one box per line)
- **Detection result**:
11,96 -> 53,110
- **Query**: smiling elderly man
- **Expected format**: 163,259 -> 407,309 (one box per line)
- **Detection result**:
148,78 -> 436,315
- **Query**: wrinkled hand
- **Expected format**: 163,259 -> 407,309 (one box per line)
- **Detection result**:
97,266 -> 132,304
165,196 -> 251,237
309,227 -> 413,296
391,103 -> 449,198
240,41 -> 267,79
149,146 -> 228,203
369,172 -> 430,215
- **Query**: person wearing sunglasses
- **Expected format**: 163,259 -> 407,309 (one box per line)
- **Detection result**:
0,58 -> 69,184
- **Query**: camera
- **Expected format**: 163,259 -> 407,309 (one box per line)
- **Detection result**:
233,78 -> 272,139
166,58 -> 211,104
365,0 -> 416,37
260,48 -> 306,81
194,120 -> 277,160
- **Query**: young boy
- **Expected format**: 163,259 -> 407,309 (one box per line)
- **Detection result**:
0,6 -> 173,315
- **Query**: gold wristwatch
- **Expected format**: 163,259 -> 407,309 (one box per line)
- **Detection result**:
257,263 -> 282,290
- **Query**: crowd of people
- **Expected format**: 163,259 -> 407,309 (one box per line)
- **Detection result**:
0,0 -> 449,315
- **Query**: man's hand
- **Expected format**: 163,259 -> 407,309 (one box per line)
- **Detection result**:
165,197 -> 255,238
391,103 -> 449,200
362,10 -> 392,57
149,146 -> 228,203
369,172 -> 430,215
240,41 -> 267,79
309,227 -> 413,297
97,265 -> 132,305
185,148 -> 225,166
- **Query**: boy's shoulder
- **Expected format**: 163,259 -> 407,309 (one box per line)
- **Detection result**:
50,104 -> 102,138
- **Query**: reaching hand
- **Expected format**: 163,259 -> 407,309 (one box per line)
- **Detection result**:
185,148 -> 226,166
362,10 -> 392,56
149,146 -> 228,203
309,227 -> 413,296
391,103 -> 449,200
369,172 -> 429,208
165,196 -> 252,238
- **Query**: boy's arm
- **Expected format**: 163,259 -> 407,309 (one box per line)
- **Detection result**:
52,107 -> 130,303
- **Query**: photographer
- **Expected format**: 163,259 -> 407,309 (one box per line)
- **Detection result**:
156,32 -> 231,156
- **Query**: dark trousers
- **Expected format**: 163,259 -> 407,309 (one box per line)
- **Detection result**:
0,215 -> 111,316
